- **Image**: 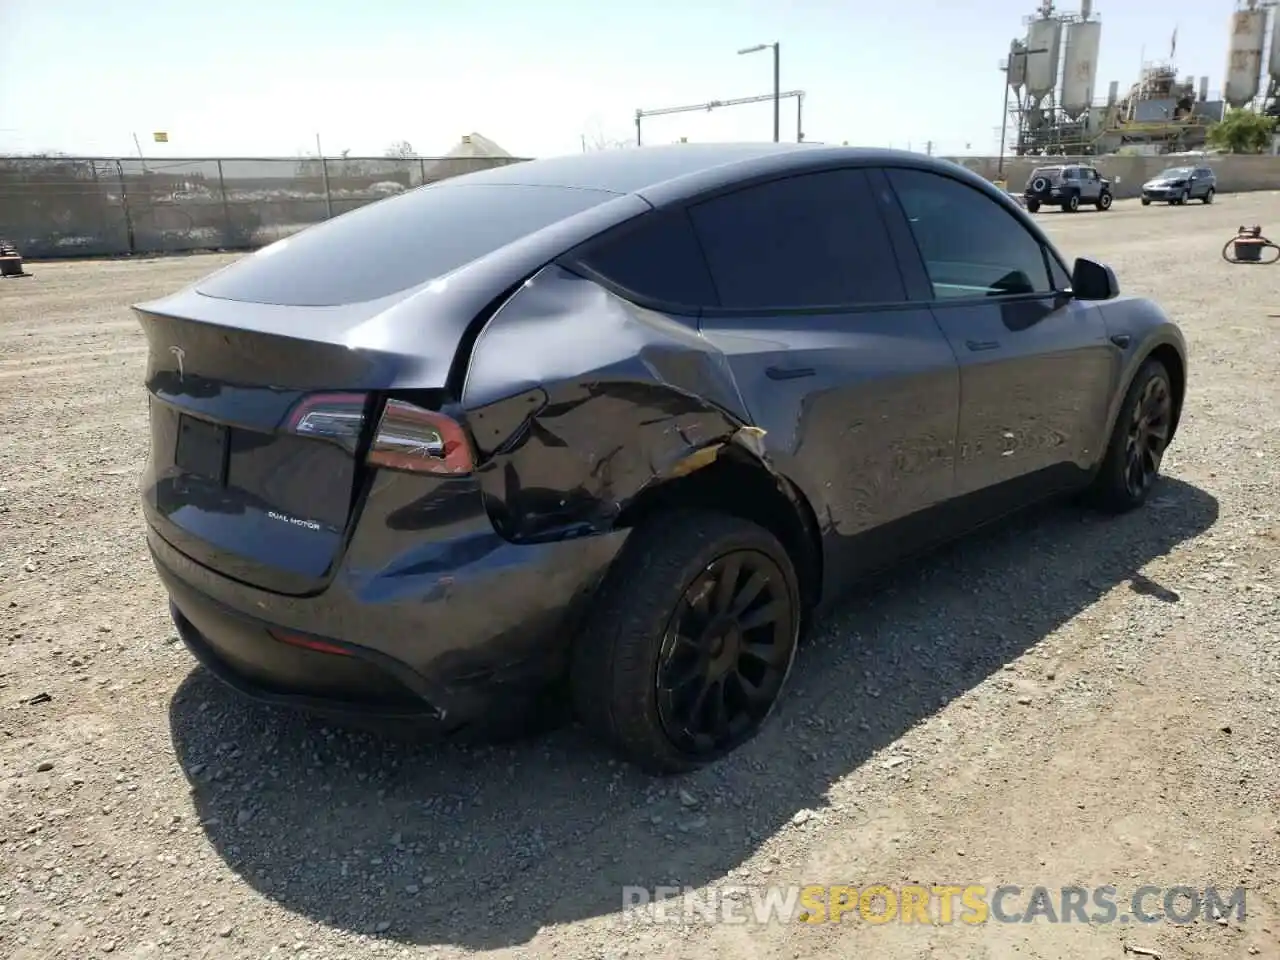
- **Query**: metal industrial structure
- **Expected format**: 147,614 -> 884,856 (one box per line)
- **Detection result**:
1000,0 -> 1234,158
634,90 -> 806,146
1232,0 -> 1280,117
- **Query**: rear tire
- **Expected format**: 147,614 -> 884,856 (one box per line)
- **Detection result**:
1203,187 -> 1215,204
570,509 -> 801,774
1085,358 -> 1175,514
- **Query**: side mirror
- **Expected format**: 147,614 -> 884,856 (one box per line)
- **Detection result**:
1071,257 -> 1120,300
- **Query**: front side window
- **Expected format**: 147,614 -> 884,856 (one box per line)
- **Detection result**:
885,167 -> 1053,301
686,168 -> 907,310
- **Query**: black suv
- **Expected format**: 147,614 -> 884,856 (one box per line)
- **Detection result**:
1023,164 -> 1114,213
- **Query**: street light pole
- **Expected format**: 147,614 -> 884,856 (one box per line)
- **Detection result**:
738,42 -> 781,142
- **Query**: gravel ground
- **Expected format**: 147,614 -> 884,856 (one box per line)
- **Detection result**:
2,194 -> 1279,960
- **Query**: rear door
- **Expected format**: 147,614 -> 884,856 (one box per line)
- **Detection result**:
685,167 -> 961,592
879,166 -> 1116,501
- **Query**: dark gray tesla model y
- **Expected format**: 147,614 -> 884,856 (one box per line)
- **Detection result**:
136,144 -> 1186,773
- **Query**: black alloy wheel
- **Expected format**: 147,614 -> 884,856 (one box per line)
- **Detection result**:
1203,187 -> 1215,204
1123,373 -> 1173,499
655,550 -> 794,757
1086,358 -> 1175,513
570,509 -> 801,774
1064,193 -> 1080,212
1097,192 -> 1113,210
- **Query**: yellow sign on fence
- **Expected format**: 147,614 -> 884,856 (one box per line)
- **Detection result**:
153,132 -> 169,143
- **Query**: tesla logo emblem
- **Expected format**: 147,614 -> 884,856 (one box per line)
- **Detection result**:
169,346 -> 186,381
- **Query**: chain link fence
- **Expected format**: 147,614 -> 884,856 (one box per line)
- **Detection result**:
0,154 -> 531,259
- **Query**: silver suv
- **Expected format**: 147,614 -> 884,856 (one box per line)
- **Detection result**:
1140,166 -> 1216,206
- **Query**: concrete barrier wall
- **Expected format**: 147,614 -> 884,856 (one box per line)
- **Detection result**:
948,154 -> 1280,199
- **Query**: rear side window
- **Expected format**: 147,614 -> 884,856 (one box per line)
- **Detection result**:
196,183 -> 614,307
686,168 -> 906,309
573,210 -> 717,310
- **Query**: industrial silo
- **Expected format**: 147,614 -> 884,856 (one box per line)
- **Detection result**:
1061,18 -> 1102,118
1024,16 -> 1063,101
1270,7 -> 1280,87
1224,4 -> 1267,107
1007,38 -> 1028,89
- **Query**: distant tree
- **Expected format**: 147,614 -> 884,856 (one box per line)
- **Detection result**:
1206,108 -> 1277,154
384,140 -> 417,159
581,116 -> 630,151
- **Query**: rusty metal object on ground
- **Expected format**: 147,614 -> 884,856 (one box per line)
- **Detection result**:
1222,224 -> 1280,265
0,238 -> 32,278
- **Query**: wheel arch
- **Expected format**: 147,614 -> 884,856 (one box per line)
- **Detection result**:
1146,342 -> 1186,442
613,445 -> 825,619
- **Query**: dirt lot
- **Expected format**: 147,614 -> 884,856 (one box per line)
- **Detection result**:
2,194 -> 1279,960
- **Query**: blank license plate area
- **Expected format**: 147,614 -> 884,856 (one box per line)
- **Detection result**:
175,414 -> 228,483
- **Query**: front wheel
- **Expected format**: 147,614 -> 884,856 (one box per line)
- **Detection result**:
1175,189 -> 1189,205
1086,358 -> 1175,513
1062,193 -> 1081,213
1096,192 -> 1113,211
571,509 -> 801,774
1203,187 -> 1215,204
1026,199 -> 1041,213
1140,197 -> 1152,206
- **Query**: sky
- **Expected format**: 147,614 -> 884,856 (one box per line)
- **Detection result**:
0,0 -> 1245,161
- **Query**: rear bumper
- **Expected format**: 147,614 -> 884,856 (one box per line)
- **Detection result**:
149,510 -> 630,727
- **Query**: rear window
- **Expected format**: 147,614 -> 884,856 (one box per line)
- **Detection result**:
1029,167 -> 1062,180
196,183 -> 614,307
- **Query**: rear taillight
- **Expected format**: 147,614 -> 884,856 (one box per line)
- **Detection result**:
367,399 -> 474,476
283,392 -> 368,452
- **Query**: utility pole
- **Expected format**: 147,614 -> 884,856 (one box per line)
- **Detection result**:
738,42 -> 781,142
773,43 -> 781,142
316,133 -> 333,220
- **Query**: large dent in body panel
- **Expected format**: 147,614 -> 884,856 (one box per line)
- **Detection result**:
461,265 -> 776,541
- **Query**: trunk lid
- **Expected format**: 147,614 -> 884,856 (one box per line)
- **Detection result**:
137,300 -> 411,596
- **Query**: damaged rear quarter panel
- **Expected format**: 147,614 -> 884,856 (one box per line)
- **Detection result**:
460,264 -> 755,542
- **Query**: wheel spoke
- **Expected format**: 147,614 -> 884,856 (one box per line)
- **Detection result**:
729,669 -> 764,701
708,679 -> 730,738
658,643 -> 705,692
713,555 -> 742,616
739,598 -> 786,633
741,639 -> 786,668
728,569 -> 770,619
687,678 -> 714,723
1126,454 -> 1145,494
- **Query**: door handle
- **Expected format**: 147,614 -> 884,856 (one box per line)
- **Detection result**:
765,365 -> 816,380
1110,334 -> 1132,348
965,340 -> 1001,352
